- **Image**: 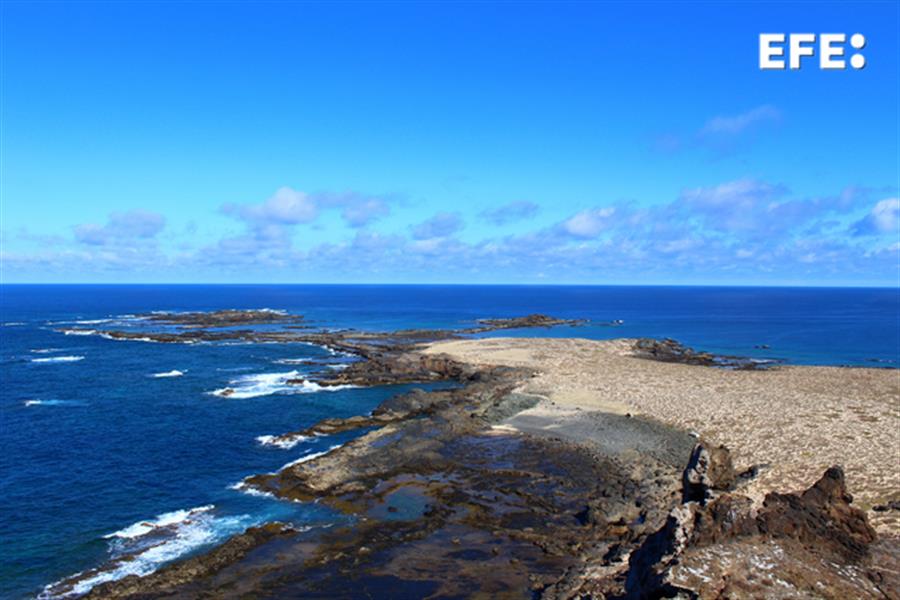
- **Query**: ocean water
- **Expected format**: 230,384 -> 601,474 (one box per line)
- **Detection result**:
1,284 -> 897,598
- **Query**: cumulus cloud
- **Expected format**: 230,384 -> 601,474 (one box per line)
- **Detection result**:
411,212 -> 464,240
340,198 -> 390,227
223,188 -> 395,230
481,201 -> 540,225
676,179 -> 788,234
6,179 -> 896,284
222,187 -> 318,226
700,105 -> 781,136
561,207 -> 617,238
851,198 -> 900,236
315,192 -> 393,228
73,210 -> 166,245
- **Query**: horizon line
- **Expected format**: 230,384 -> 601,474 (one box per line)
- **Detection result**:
1,282 -> 898,289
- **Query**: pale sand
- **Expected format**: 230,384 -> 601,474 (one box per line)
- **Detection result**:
422,337 -> 900,535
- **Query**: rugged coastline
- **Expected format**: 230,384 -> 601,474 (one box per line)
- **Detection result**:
46,311 -> 899,598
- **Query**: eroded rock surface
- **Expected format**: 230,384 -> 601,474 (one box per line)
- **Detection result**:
568,463 -> 894,599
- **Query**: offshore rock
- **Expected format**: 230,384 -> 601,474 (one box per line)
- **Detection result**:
631,338 -> 777,370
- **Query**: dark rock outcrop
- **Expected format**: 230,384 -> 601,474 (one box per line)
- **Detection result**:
306,352 -> 478,387
758,466 -> 877,562
682,442 -> 736,503
604,465 -> 888,599
143,309 -> 302,328
632,338 -> 779,370
472,314 -> 585,331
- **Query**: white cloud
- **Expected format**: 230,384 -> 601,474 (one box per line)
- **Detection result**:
73,210 -> 166,245
700,105 -> 781,136
223,187 -> 318,225
852,198 -> 900,235
411,212 -> 464,240
562,207 -> 616,238
340,198 -> 390,227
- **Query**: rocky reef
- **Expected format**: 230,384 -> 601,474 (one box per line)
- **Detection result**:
57,311 -> 583,354
631,338 -> 781,370
52,310 -> 890,599
143,309 -> 303,328
86,361 -> 692,598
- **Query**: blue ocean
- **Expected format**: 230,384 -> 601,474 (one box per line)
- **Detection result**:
1,284 -> 897,599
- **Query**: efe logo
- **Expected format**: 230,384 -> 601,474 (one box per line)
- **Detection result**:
759,34 -> 866,70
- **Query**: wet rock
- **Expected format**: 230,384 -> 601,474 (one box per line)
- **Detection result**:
472,314 -> 585,331
84,352 -> 690,599
143,309 -> 302,328
632,338 -> 778,370
308,352 -> 479,387
83,522 -> 296,599
480,392 -> 543,423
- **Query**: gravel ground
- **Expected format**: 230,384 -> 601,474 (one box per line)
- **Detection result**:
423,337 -> 900,536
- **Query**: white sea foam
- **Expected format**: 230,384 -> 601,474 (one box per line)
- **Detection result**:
325,347 -> 355,357
42,505 -> 256,598
227,481 -> 276,499
230,444 -> 346,502
62,329 -> 96,336
24,399 -> 83,407
31,348 -> 63,354
295,341 -> 356,358
2,321 -> 26,326
326,363 -> 350,370
272,358 -> 313,365
99,333 -> 158,343
103,505 -> 215,540
256,433 -> 313,449
209,370 -> 300,399
152,369 -> 185,378
31,355 -> 84,363
73,318 -> 114,325
281,444 -> 344,469
209,371 -> 356,399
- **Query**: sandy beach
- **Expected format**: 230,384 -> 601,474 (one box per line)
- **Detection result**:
423,337 -> 900,536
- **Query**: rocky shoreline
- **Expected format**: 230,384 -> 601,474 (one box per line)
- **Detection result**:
46,311 -> 897,598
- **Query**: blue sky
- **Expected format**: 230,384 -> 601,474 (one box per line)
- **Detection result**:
1,1 -> 898,285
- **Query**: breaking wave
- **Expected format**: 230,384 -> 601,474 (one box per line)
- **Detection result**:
227,481 -> 276,499
41,505 -> 256,598
24,400 -> 84,407
31,355 -> 84,364
256,433 -> 313,449
281,444 -> 344,469
209,371 -> 356,399
151,370 -> 185,378
229,444 -> 345,499
272,358 -> 313,365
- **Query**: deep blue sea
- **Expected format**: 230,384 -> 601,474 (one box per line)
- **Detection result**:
1,284 -> 898,598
